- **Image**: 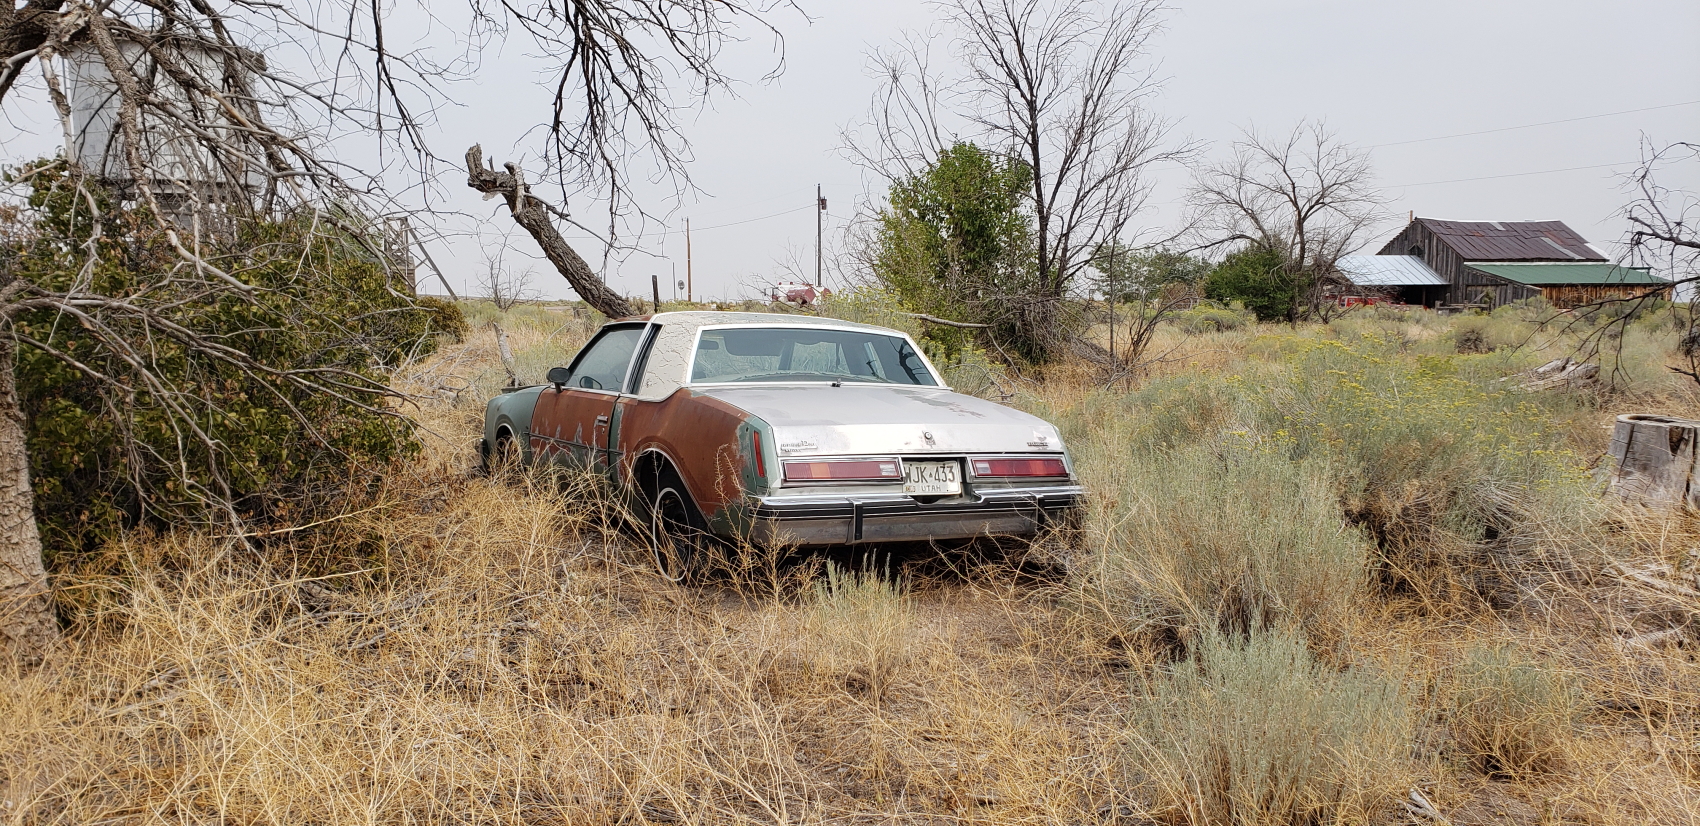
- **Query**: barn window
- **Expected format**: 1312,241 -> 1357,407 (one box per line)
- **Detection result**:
1408,244 -> 1424,259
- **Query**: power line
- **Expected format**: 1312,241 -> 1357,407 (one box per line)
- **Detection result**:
1387,161 -> 1632,189
1368,99 -> 1700,149
556,202 -> 816,243
690,203 -> 815,232
702,185 -> 817,214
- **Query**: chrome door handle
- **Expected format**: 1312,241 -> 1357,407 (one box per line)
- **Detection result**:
595,415 -> 610,424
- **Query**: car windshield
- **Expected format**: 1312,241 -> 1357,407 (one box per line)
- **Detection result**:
690,327 -> 938,386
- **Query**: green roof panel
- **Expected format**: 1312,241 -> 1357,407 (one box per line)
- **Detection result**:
1464,262 -> 1668,286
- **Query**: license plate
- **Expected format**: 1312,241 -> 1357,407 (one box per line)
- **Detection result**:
903,461 -> 961,495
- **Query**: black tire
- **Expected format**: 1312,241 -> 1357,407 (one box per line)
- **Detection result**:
649,467 -> 710,584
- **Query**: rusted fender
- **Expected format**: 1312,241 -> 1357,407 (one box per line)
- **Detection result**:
614,387 -> 769,528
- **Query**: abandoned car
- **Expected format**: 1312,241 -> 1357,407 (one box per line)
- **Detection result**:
480,312 -> 1082,580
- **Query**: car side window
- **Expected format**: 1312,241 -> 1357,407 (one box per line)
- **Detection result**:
566,326 -> 645,391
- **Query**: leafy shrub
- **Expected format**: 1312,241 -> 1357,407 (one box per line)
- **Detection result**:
932,345 -> 1010,399
815,286 -> 925,340
1202,244 -> 1301,322
1260,338 -> 1597,606
1172,302 -> 1253,334
1041,371 -> 1245,458
1448,644 -> 1581,778
460,299 -> 602,333
1131,630 -> 1413,826
414,295 -> 469,342
1600,318 -> 1684,392
8,172 -> 431,564
1081,440 -> 1365,653
1490,296 -> 1554,322
868,142 -> 1047,359
1448,314 -> 1537,354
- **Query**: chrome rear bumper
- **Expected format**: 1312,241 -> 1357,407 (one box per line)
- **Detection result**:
748,486 -> 1083,546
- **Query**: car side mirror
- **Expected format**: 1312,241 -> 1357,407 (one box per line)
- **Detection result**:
546,366 -> 571,389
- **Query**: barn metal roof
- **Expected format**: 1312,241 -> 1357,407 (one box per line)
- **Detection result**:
1417,219 -> 1606,261
1336,255 -> 1447,287
1464,262 -> 1668,286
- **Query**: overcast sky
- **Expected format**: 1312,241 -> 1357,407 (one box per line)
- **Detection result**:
5,0 -> 1698,302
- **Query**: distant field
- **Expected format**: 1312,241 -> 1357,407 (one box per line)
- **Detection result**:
5,298 -> 1698,825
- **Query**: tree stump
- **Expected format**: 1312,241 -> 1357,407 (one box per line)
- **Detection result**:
1608,414 -> 1700,509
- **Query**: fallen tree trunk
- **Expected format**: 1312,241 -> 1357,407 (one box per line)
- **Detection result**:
1500,356 -> 1600,392
464,145 -> 635,320
902,312 -> 989,329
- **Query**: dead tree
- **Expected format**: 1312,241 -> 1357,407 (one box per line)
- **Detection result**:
848,0 -> 1192,363
1622,140 -> 1699,382
459,0 -> 789,315
1553,140 -> 1699,387
465,147 -> 635,319
477,246 -> 538,311
1187,122 -> 1386,321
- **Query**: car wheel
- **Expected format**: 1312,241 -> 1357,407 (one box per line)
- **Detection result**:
649,468 -> 709,584
487,431 -> 522,476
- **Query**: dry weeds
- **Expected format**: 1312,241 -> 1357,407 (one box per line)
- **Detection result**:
4,305 -> 1700,824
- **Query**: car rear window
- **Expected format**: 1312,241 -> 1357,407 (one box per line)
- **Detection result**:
690,327 -> 938,386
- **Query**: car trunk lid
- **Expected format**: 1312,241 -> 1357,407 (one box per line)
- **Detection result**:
692,384 -> 1062,457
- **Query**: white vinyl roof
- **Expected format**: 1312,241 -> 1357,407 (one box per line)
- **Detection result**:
1336,255 -> 1447,287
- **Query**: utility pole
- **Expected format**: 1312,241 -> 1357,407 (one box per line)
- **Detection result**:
652,274 -> 661,313
816,185 -> 826,288
1108,241 -> 1117,370
686,217 -> 694,303
671,262 -> 677,301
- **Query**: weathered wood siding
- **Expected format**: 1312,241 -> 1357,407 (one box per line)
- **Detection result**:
1462,276 -> 1539,309
1542,284 -> 1674,308
1377,221 -> 1468,304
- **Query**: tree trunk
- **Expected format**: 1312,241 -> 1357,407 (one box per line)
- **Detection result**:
0,334 -> 57,661
0,0 -> 68,105
464,145 -> 636,320
1608,413 -> 1700,510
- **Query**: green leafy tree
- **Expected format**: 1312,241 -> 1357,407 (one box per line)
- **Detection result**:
870,142 -> 1037,358
1090,244 -> 1212,302
1203,244 -> 1301,322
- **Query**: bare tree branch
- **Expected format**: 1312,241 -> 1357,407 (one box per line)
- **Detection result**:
1187,121 -> 1386,320
1562,138 -> 1700,388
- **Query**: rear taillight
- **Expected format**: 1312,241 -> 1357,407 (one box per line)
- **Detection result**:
971,457 -> 1068,478
750,431 -> 767,477
782,459 -> 901,481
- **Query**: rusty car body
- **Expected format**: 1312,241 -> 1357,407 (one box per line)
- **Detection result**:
480,311 -> 1082,580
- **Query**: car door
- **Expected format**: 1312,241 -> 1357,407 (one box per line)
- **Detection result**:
530,324 -> 649,470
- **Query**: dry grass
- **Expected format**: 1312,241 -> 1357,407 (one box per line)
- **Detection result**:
1076,441 -> 1365,656
1448,643 -> 1582,779
1131,630 -> 1413,826
5,302 -> 1700,824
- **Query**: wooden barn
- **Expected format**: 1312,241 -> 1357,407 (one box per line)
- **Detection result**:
1365,218 -> 1670,308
